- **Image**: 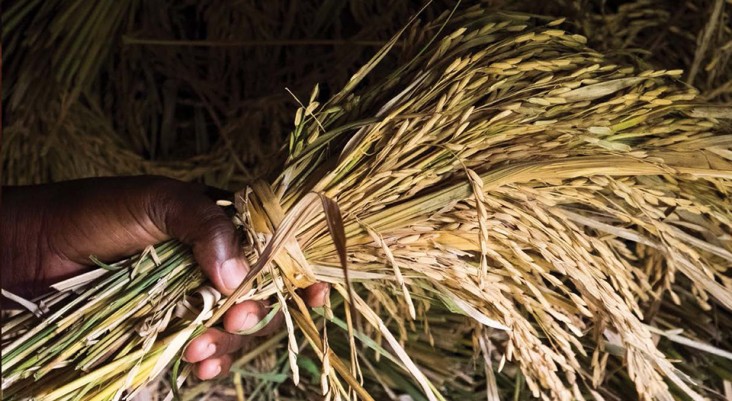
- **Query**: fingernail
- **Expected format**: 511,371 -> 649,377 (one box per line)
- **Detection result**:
221,258 -> 247,292
211,364 -> 222,378
239,312 -> 260,331
203,342 -> 217,360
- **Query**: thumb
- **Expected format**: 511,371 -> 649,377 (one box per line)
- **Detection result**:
148,180 -> 249,295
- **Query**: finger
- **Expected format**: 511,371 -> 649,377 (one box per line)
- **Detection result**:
183,328 -> 249,363
193,354 -> 233,380
223,299 -> 284,337
148,179 -> 249,295
302,282 -> 330,308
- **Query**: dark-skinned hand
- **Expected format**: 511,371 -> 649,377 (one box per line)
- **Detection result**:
0,175 -> 329,380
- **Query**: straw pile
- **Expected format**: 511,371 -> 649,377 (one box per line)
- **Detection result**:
3,1 -> 731,187
4,5 -> 732,401
1,0 -> 427,187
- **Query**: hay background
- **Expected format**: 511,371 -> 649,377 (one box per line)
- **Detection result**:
3,0 -> 731,188
2,1 -> 731,400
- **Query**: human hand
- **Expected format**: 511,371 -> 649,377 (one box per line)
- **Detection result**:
0,175 -> 329,379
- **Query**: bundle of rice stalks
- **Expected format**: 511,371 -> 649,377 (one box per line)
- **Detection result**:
4,6 -> 732,401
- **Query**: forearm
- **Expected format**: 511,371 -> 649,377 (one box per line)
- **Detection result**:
1,185 -> 57,298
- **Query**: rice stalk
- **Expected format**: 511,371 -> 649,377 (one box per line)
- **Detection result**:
3,6 -> 732,401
